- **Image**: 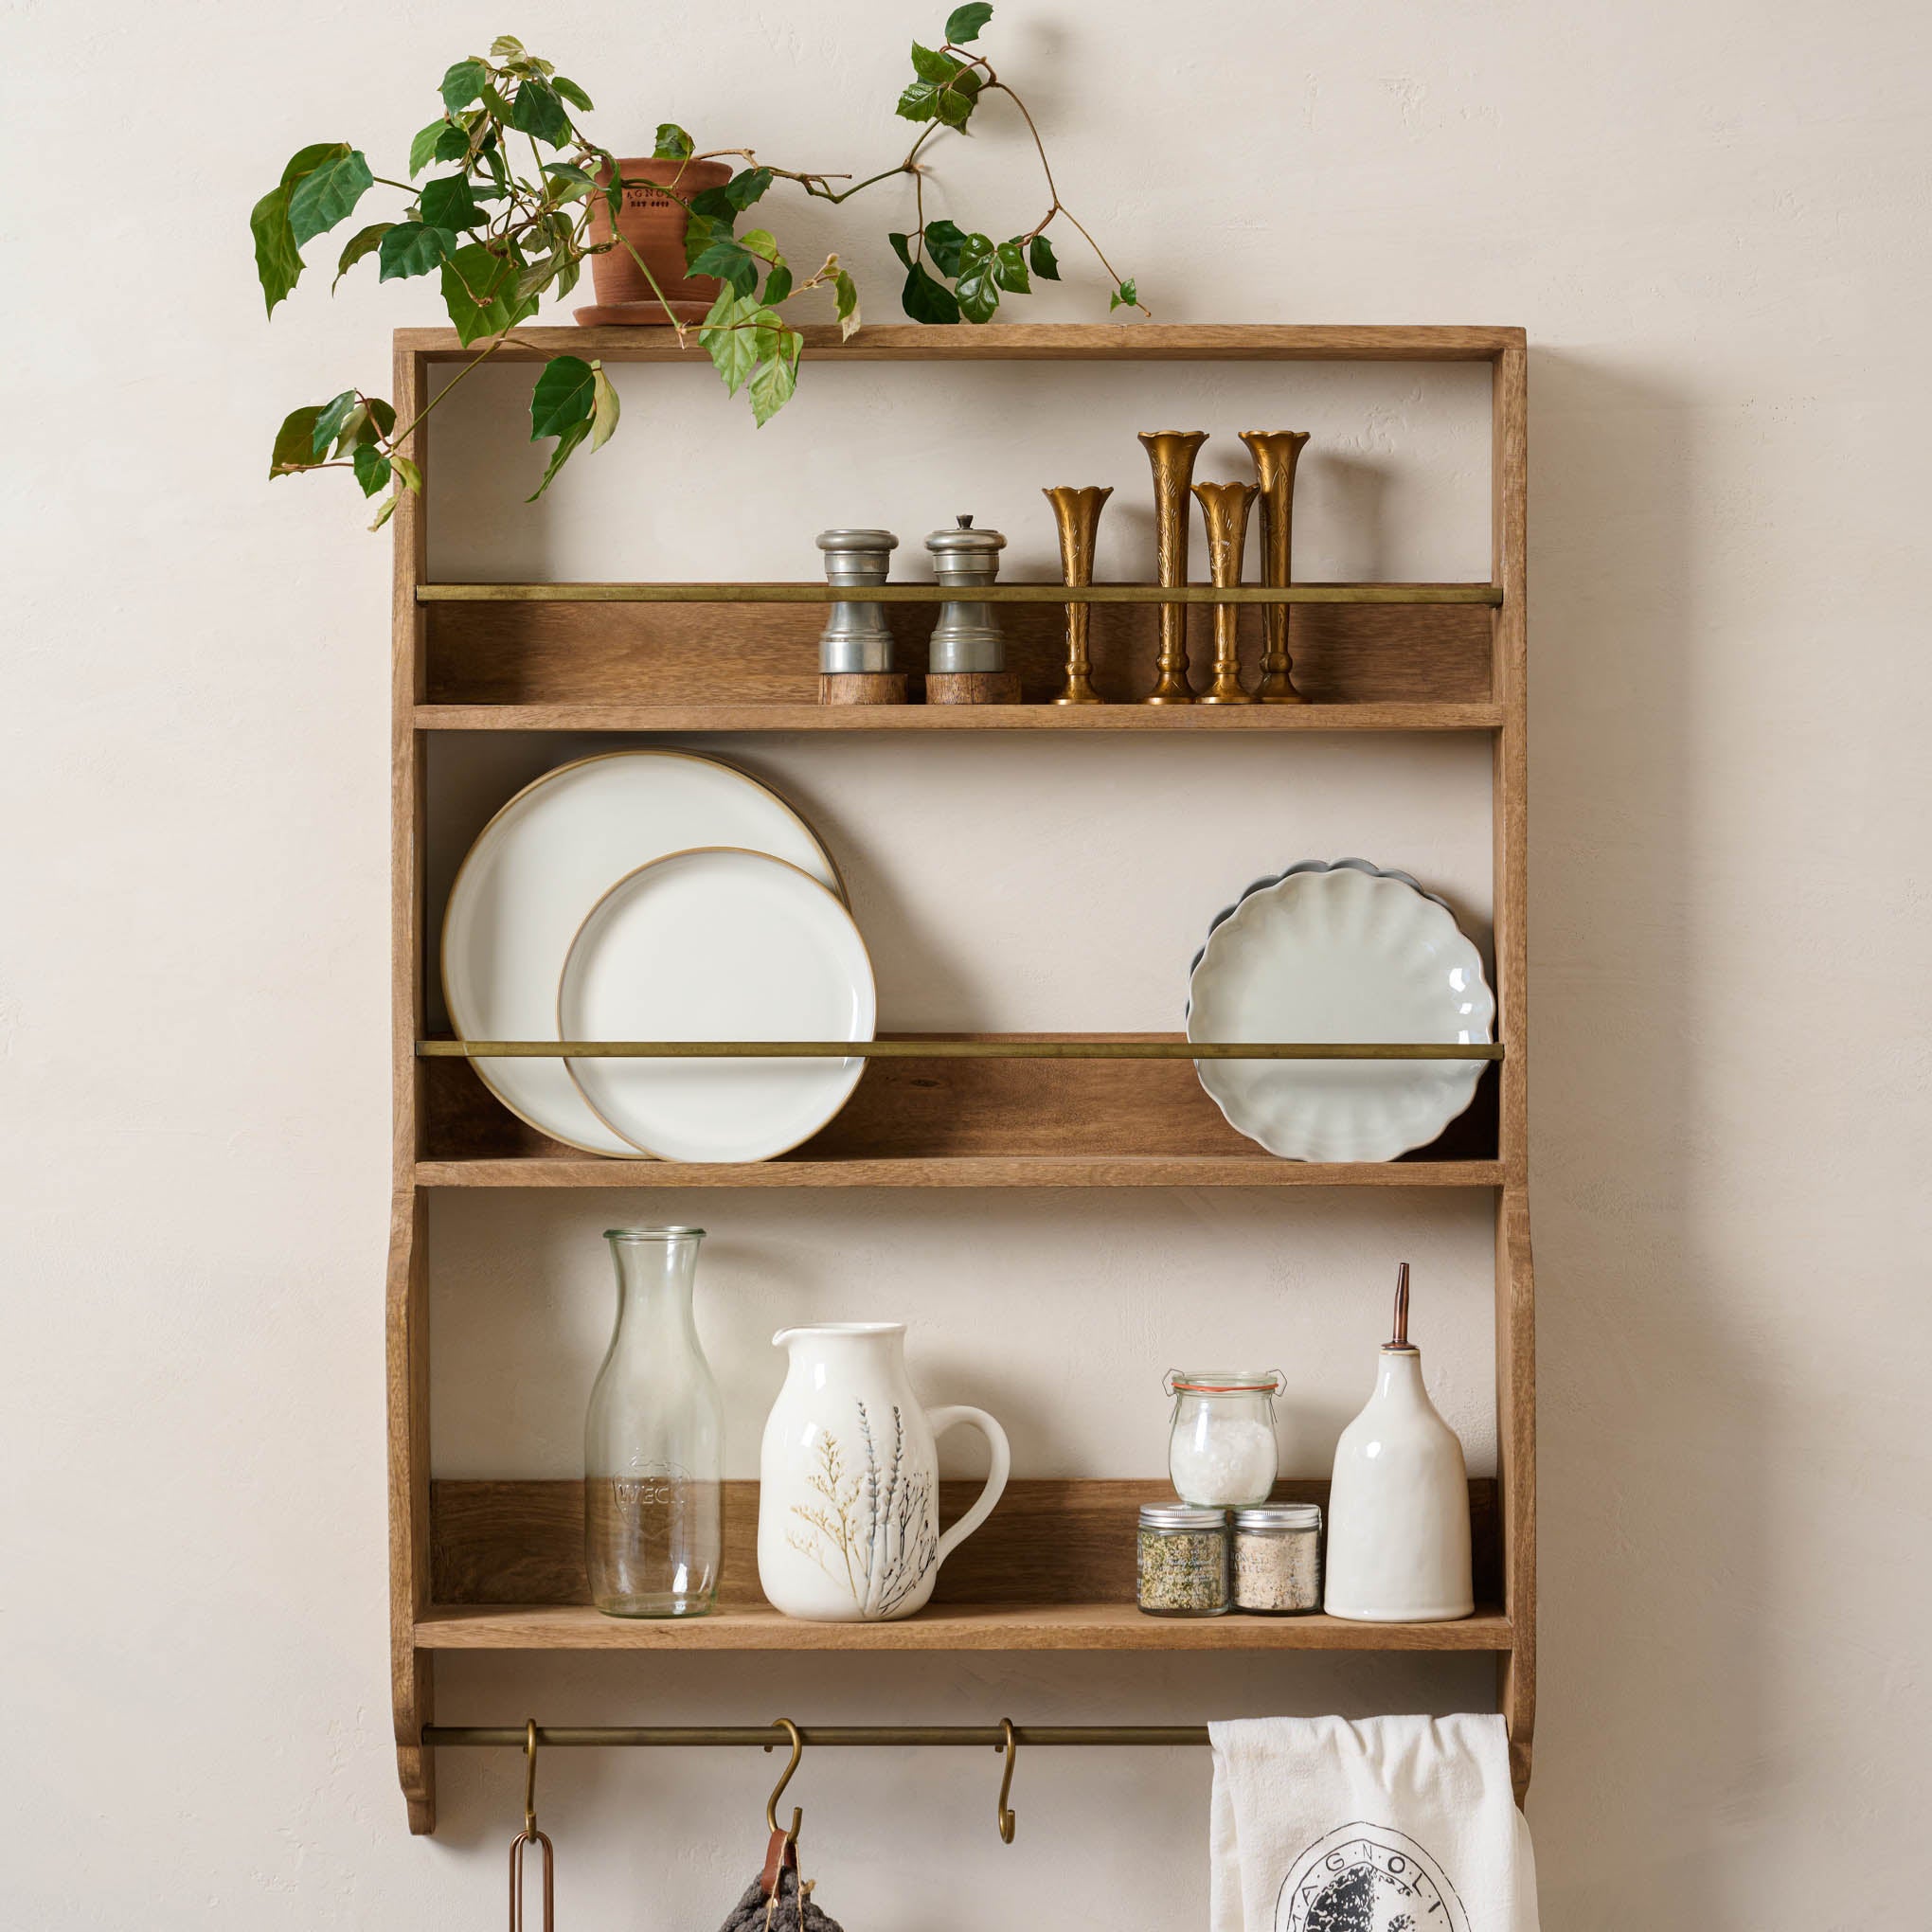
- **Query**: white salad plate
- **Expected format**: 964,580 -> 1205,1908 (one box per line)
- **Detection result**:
559,848 -> 876,1163
442,751 -> 843,1155
1186,861 -> 1494,1162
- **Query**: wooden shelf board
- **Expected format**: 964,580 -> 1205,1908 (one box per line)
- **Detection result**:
415,1601 -> 1512,1653
399,323 -> 1526,366
418,582 -> 1501,606
413,1154 -> 1507,1190
413,702 -> 1504,734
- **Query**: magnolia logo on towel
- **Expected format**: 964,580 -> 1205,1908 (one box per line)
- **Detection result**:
1275,1823 -> 1470,1932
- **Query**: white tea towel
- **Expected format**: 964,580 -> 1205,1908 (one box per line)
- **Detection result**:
1209,1715 -> 1539,1932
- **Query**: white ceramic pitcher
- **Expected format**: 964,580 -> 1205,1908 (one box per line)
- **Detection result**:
757,1323 -> 1011,1621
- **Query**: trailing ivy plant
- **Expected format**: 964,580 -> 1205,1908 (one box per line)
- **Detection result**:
257,9 -> 1141,527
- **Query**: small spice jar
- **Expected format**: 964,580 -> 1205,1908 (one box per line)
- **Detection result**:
1136,1504 -> 1231,1617
1165,1368 -> 1284,1507
1232,1503 -> 1323,1615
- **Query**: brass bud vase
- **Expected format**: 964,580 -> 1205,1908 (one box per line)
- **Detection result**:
1190,480 -> 1259,703
1043,486 -> 1113,704
1137,430 -> 1208,703
1239,430 -> 1311,703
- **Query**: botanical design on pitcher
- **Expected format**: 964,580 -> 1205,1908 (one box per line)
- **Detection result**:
786,1401 -> 938,1619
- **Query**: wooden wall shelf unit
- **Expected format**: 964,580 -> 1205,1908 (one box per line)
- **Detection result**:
386,321 -> 1533,1835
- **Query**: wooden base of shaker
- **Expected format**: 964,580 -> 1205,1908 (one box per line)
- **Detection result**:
925,671 -> 1022,706
818,672 -> 909,706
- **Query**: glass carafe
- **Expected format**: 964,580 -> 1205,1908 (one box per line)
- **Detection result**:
584,1226 -> 724,1617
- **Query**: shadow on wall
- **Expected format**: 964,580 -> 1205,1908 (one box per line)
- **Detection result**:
1526,351 -> 1764,1925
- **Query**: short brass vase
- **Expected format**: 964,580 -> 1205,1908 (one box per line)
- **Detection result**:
1043,486 -> 1113,704
1137,430 -> 1208,703
1239,430 -> 1311,703
1190,480 -> 1259,703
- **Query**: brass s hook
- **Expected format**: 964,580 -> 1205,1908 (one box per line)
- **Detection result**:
510,1721 -> 555,1932
763,1717 -> 804,1844
995,1718 -> 1018,1844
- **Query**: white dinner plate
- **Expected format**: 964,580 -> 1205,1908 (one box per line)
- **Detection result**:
1186,861 -> 1494,1162
442,752 -> 843,1155
559,848 -> 876,1163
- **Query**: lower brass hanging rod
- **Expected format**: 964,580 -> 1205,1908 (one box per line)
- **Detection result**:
424,1725 -> 1207,1747
417,1040 -> 1503,1062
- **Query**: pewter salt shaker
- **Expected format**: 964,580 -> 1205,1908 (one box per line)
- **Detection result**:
816,529 -> 899,674
924,515 -> 1008,672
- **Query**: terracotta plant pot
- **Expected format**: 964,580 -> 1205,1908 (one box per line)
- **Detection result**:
578,155 -> 734,325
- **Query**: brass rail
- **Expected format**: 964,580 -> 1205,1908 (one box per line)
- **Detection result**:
425,1725 -> 1207,1748
417,1040 -> 1504,1062
418,581 -> 1502,606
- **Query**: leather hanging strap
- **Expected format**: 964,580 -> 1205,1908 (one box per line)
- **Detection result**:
759,1826 -> 798,1899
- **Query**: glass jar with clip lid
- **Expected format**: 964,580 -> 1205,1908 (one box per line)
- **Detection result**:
1164,1368 -> 1284,1507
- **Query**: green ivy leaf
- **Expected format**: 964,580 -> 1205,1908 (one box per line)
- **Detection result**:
922,220 -> 969,277
250,187 -> 303,316
391,453 -> 423,493
682,210 -> 729,270
489,33 -> 526,58
653,123 -> 694,159
762,262 -> 793,305
934,71 -> 981,129
833,268 -> 860,338
527,418 -> 590,500
529,355 -> 598,440
368,492 -> 400,531
551,75 -> 594,112
691,237 -> 760,297
689,185 -> 738,224
993,239 -> 1030,295
544,163 -> 597,201
956,253 -> 1000,323
269,404 -> 324,477
420,174 -> 481,231
896,80 -> 939,122
331,223 -> 394,290
910,43 -> 962,83
379,223 -> 456,280
901,259 -> 960,324
1028,233 -> 1060,280
510,80 -> 571,147
724,167 -> 773,210
288,147 -> 373,246
435,119 -> 473,165
408,120 -> 448,177
588,364 -> 620,452
887,231 -> 915,270
441,58 -> 484,108
946,3 -> 994,41
311,389 -> 362,456
352,442 -> 391,496
1109,277 -> 1138,312
739,227 -> 778,261
480,80 -> 514,121
440,241 -> 529,344
700,291 -> 762,395
747,341 -> 800,426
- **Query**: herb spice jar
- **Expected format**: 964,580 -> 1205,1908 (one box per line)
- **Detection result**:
1232,1502 -> 1323,1614
1136,1504 -> 1231,1616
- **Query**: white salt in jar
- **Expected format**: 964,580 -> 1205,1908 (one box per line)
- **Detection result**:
1164,1369 -> 1284,1506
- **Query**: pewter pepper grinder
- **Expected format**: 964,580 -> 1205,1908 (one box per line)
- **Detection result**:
924,515 -> 1018,705
815,528 -> 905,707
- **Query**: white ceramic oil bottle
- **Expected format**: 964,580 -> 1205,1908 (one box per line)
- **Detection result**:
1324,1263 -> 1475,1621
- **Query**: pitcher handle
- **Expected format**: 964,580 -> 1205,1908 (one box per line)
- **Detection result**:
927,1405 -> 1011,1567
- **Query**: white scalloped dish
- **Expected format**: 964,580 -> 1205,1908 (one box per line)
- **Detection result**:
1187,865 -> 1494,1161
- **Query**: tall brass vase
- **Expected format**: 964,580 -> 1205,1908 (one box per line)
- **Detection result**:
1043,486 -> 1113,704
1137,430 -> 1208,703
1239,430 -> 1312,703
1190,481 -> 1259,703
